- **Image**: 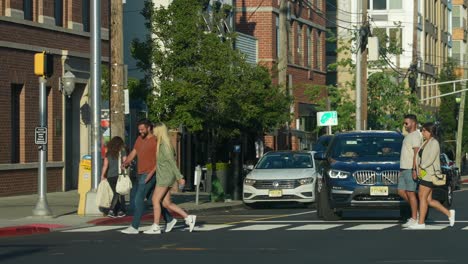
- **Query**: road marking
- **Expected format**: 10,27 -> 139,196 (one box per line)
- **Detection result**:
62,225 -> 128,232
287,224 -> 343,230
403,225 -> 448,230
194,225 -> 233,231
223,210 -> 315,225
345,224 -> 398,230
231,224 -> 289,231
462,226 -> 468,230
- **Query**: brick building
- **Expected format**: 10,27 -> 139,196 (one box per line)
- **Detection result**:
235,0 -> 327,151
0,0 -> 110,197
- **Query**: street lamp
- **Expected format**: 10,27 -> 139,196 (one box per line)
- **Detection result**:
59,71 -> 76,97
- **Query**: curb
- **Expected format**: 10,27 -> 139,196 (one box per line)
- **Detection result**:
0,224 -> 67,238
88,203 -> 244,226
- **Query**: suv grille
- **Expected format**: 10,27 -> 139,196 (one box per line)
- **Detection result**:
353,170 -> 399,185
381,170 -> 399,185
353,171 -> 376,185
252,180 -> 300,189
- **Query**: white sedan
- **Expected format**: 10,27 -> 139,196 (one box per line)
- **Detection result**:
243,151 -> 318,206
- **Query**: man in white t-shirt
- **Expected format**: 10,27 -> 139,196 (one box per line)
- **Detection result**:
399,114 -> 422,228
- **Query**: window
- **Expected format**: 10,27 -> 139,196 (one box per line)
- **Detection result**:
307,27 -> 312,67
297,24 -> 303,65
82,0 -> 90,32
373,0 -> 386,10
452,41 -> 461,65
11,84 -> 22,163
389,28 -> 402,49
453,6 -> 461,28
55,0 -> 63,26
389,0 -> 402,9
288,23 -> 293,63
315,30 -> 322,70
276,16 -> 280,59
328,0 -> 337,11
23,0 -> 33,21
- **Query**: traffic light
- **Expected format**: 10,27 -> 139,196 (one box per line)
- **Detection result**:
34,51 -> 53,77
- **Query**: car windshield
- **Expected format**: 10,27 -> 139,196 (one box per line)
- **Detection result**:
256,153 -> 313,169
330,136 -> 402,161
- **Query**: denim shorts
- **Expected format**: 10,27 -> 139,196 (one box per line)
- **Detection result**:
397,169 -> 417,191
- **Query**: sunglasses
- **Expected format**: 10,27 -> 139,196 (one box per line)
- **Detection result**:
403,122 -> 410,126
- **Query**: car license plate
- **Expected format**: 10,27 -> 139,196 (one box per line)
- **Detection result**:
370,186 -> 388,196
268,190 -> 283,197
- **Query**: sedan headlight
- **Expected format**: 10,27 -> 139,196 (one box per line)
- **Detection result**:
244,178 -> 256,186
328,169 -> 350,179
297,177 -> 313,185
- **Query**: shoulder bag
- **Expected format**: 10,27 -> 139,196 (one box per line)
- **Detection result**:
431,164 -> 446,186
116,152 -> 132,195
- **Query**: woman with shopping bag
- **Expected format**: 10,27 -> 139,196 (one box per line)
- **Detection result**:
100,136 -> 128,218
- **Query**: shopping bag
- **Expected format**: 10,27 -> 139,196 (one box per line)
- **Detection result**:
116,172 -> 132,195
96,180 -> 113,208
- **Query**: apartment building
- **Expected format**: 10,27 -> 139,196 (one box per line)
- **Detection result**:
452,0 -> 468,79
235,0 -> 327,150
0,0 -> 110,197
327,0 -> 451,109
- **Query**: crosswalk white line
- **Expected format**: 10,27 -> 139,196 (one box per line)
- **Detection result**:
194,224 -> 233,231
63,225 -> 129,232
345,224 -> 398,230
404,225 -> 448,230
462,226 -> 468,230
231,224 -> 289,231
287,224 -> 342,230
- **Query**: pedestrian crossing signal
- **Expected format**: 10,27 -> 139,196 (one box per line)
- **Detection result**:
34,51 -> 53,77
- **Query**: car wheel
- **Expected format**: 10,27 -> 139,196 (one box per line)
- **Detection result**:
444,184 -> 453,208
319,183 -> 341,221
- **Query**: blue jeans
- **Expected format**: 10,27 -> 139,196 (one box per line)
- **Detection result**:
131,173 -> 173,229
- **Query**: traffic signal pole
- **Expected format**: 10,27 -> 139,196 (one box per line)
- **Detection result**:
32,76 -> 52,216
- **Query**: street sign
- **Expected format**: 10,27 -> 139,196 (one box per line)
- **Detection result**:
35,127 -> 47,145
317,111 -> 338,126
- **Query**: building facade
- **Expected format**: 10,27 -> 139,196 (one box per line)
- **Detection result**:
452,0 -> 468,79
0,0 -> 110,197
235,0 -> 327,151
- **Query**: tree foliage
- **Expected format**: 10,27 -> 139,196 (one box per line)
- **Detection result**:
307,27 -> 429,132
131,0 -> 291,141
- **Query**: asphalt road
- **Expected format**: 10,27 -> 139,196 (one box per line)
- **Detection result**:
1,189 -> 467,264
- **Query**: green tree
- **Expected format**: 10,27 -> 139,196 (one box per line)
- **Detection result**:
309,27 -> 429,132
438,59 -> 459,143
132,0 -> 290,160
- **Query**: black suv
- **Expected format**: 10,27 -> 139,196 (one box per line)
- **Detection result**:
315,131 -> 453,220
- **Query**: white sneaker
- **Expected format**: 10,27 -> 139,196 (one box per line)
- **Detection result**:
449,209 -> 456,227
143,223 -> 161,234
408,223 -> 426,229
185,215 -> 197,232
402,218 -> 417,228
165,218 -> 177,233
120,226 -> 139,234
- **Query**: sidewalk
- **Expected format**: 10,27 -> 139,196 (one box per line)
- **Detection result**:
0,190 -> 243,237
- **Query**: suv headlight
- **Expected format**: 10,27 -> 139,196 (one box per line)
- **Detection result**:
244,178 -> 256,186
328,169 -> 350,179
298,177 -> 313,185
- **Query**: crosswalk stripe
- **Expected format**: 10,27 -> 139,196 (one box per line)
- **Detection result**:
194,225 -> 233,231
231,224 -> 289,231
63,225 -> 129,232
345,224 -> 398,230
287,224 -> 342,230
404,225 -> 447,230
462,226 -> 468,230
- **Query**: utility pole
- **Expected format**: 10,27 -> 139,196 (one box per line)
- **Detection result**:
110,0 -> 125,140
456,84 -> 466,170
355,0 -> 362,130
278,0 -> 288,92
360,0 -> 368,130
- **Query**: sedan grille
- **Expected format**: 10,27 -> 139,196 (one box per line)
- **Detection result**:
353,171 -> 376,185
252,180 -> 300,189
381,170 -> 399,185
